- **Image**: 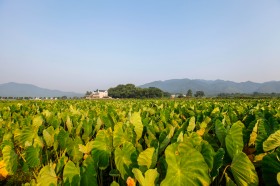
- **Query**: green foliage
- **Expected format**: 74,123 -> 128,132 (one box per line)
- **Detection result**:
36,163 -> 57,186
161,142 -> 211,186
108,84 -> 167,98
0,99 -> 280,185
231,152 -> 259,186
63,160 -> 81,186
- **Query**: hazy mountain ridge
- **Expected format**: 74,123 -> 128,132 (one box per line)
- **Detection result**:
140,79 -> 280,95
0,82 -> 83,97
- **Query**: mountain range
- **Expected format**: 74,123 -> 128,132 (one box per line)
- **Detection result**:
1,79 -> 280,97
0,82 -> 83,97
140,79 -> 280,96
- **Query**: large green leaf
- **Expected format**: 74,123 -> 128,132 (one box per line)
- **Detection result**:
66,116 -> 73,134
130,112 -> 143,141
14,126 -> 35,148
187,116 -> 196,132
24,146 -> 40,168
160,142 -> 211,186
110,181 -> 120,186
80,157 -> 98,186
248,121 -> 258,146
231,152 -> 258,186
225,172 -> 237,186
57,129 -> 70,150
215,119 -> 227,146
200,141 -> 215,170
2,145 -> 18,175
263,130 -> 280,152
132,168 -> 159,186
37,163 -> 57,186
43,126 -> 55,148
78,141 -> 94,154
67,137 -> 83,163
210,148 -> 225,179
113,123 -> 134,148
32,115 -> 43,129
137,147 -> 155,169
114,141 -> 137,180
63,160 -> 81,186
56,153 -> 68,174
262,151 -> 280,185
225,121 -> 245,159
91,129 -> 113,170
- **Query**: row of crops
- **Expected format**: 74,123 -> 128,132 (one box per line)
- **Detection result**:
0,99 -> 280,185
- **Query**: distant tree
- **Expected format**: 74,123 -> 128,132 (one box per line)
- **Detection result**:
61,96 -> 67,99
194,91 -> 205,97
85,91 -> 92,96
108,84 -> 166,98
177,93 -> 184,98
186,89 -> 193,97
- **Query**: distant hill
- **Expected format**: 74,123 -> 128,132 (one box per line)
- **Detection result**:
139,79 -> 280,96
0,82 -> 83,97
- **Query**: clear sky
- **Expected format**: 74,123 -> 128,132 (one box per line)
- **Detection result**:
0,0 -> 280,93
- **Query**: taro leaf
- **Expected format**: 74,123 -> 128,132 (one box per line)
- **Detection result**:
262,151 -> 280,185
215,119 -> 227,146
63,160 -> 81,186
256,119 -> 270,153
160,142 -> 211,186
114,141 -> 137,180
132,168 -> 159,186
225,121 -> 245,159
14,126 -> 35,148
91,129 -> 113,170
210,148 -> 225,179
57,129 -> 70,150
33,135 -> 44,148
66,116 -> 73,134
32,115 -> 43,129
80,157 -> 98,186
137,147 -> 156,169
68,137 -> 83,163
93,117 -> 103,135
110,181 -> 120,186
43,126 -> 55,148
78,141 -> 94,154
231,152 -> 258,186
263,130 -> 280,152
82,120 -> 92,143
56,153 -> 68,174
159,125 -> 175,154
211,107 -> 220,115
24,146 -> 40,168
113,123 -> 134,148
200,141 -> 215,170
0,160 -> 8,179
248,121 -> 258,146
187,116 -> 196,132
130,112 -> 143,142
37,163 -> 57,186
2,145 -> 18,175
225,172 -> 237,186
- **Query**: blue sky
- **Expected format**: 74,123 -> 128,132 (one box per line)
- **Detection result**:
0,0 -> 280,93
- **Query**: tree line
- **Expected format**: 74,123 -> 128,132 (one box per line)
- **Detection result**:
108,84 -> 170,98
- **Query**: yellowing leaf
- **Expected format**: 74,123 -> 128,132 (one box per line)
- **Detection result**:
0,160 -> 8,180
249,121 -> 258,146
126,177 -> 136,186
78,141 -> 94,154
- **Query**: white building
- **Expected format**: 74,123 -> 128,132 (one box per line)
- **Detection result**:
86,90 -> 108,99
